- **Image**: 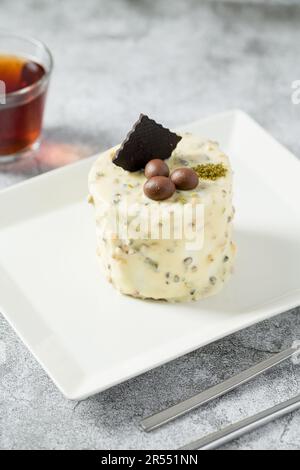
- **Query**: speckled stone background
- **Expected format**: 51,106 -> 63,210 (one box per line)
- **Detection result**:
0,0 -> 299,450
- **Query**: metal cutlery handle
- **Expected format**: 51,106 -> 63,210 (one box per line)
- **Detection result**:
179,394 -> 300,450
141,346 -> 299,432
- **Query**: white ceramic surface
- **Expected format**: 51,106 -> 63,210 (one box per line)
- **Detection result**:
0,110 -> 299,400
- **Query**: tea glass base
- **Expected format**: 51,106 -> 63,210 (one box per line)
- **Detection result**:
0,140 -> 41,164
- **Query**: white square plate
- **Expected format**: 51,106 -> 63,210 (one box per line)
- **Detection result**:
0,110 -> 299,400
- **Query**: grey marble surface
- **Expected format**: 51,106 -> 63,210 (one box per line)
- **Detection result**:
0,0 -> 299,450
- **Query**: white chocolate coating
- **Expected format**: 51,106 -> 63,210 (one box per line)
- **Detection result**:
88,133 -> 236,302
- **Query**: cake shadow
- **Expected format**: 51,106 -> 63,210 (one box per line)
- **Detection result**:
178,229 -> 300,315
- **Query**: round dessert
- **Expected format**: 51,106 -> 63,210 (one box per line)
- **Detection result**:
88,133 -> 236,302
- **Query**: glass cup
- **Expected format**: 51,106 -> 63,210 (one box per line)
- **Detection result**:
0,32 -> 53,162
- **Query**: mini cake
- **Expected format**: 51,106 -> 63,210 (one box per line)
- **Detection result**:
88,115 -> 236,302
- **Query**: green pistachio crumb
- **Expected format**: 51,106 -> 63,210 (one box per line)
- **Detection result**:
113,193 -> 121,204
183,257 -> 193,266
145,257 -> 159,271
178,158 -> 189,166
192,163 -> 228,181
176,195 -> 188,204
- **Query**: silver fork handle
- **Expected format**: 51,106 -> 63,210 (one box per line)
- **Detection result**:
179,394 -> 300,450
141,346 -> 299,432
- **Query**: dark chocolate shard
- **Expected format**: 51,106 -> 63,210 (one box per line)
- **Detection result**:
113,114 -> 182,172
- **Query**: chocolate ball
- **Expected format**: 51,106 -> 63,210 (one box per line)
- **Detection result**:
170,168 -> 199,190
145,159 -> 170,179
144,176 -> 175,201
